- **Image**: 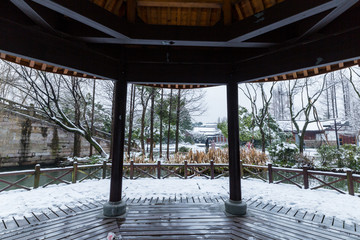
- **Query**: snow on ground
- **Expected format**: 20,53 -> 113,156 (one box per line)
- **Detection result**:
1,178 -> 359,224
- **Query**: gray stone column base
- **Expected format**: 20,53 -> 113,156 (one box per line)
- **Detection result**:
225,199 -> 247,216
98,201 -> 127,219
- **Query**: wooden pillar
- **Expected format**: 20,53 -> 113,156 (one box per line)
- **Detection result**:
109,79 -> 127,202
224,81 -> 247,215
227,81 -> 241,201
103,79 -> 127,217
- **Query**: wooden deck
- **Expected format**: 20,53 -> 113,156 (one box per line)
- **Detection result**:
1,196 -> 359,239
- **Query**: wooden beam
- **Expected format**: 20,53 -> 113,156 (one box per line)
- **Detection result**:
127,0 -> 137,23
10,0 -> 56,33
81,37 -> 275,47
229,0 -> 342,42
223,0 -> 232,25
233,26 -> 360,82
0,18 -> 119,80
33,0 -> 129,39
298,0 -> 358,40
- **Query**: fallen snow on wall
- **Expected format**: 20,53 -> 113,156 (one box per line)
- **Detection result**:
0,178 -> 359,224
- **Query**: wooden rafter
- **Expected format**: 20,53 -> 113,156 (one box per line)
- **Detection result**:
223,0 -> 232,25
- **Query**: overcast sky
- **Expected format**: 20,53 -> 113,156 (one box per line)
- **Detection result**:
193,85 -> 252,123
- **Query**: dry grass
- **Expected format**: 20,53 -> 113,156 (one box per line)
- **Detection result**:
125,148 -> 267,165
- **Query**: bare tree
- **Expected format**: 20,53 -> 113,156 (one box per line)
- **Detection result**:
0,60 -> 29,102
149,87 -> 156,160
139,86 -> 153,155
6,62 -> 107,157
166,89 -> 173,160
175,89 -> 181,153
288,76 -> 326,153
159,89 -> 164,158
240,82 -> 276,152
127,84 -> 136,157
272,82 -> 288,120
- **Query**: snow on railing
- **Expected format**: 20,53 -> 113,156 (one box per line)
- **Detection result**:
0,161 -> 359,196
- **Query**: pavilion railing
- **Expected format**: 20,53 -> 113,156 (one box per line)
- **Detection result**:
0,161 -> 359,196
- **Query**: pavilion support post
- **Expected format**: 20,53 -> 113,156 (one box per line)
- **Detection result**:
102,79 -> 127,218
224,81 -> 247,216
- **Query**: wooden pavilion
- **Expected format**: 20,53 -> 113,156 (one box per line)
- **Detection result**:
1,0 -> 360,218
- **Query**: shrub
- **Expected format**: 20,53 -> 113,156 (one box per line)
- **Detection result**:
179,146 -> 190,153
316,144 -> 360,170
337,144 -> 360,170
316,145 -> 339,167
267,142 -> 299,166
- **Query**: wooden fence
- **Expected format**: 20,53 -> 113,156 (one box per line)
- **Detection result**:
0,161 -> 359,196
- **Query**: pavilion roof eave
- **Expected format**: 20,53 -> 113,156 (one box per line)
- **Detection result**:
3,55 -> 356,89
1,52 -> 359,89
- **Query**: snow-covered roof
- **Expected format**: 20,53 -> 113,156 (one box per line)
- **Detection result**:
277,120 -> 327,132
192,125 -> 222,137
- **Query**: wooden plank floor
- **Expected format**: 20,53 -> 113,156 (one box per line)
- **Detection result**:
1,196 -> 359,239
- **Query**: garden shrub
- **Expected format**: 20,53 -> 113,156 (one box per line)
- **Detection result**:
316,144 -> 360,170
316,145 -> 339,167
267,142 -> 299,166
337,144 -> 360,170
179,146 -> 190,153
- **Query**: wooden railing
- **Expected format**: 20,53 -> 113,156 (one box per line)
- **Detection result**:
0,161 -> 110,193
123,160 -> 228,180
242,163 -> 360,196
0,161 -> 359,196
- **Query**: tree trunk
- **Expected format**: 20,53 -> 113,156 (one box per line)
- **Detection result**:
299,133 -> 305,153
175,89 -> 181,153
260,129 -> 266,153
73,104 -> 81,157
167,89 -> 173,160
149,88 -> 155,160
140,86 -> 149,155
159,89 -> 163,158
326,79 -> 330,119
140,105 -> 146,155
90,79 -> 96,156
127,84 -> 135,157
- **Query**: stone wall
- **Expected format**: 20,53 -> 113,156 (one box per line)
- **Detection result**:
0,108 -> 110,167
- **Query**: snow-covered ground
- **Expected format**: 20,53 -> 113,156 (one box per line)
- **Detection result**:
1,178 -> 359,224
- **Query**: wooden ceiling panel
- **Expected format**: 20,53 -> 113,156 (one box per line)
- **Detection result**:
137,6 -> 221,26
90,0 -> 125,16
239,0 -> 254,18
263,0 -> 277,8
250,0 -> 265,13
89,0 -> 284,27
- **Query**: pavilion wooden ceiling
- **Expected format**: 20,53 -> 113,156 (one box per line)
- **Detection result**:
90,0 -> 285,26
0,0 -> 359,88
